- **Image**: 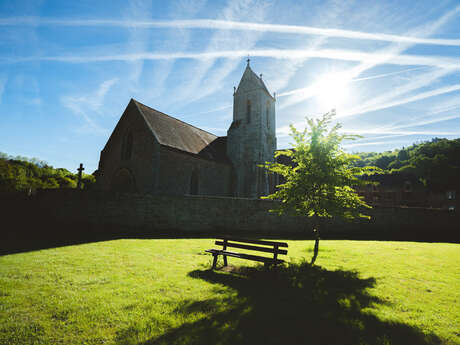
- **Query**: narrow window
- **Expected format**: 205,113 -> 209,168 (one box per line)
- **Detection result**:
190,170 -> 198,195
266,101 -> 270,129
125,132 -> 133,160
246,100 -> 251,124
121,136 -> 125,160
121,131 -> 133,160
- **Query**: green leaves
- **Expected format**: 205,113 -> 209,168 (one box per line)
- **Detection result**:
262,110 -> 377,221
353,138 -> 460,191
0,155 -> 96,192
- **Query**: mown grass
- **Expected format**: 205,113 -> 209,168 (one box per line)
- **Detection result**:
0,239 -> 458,345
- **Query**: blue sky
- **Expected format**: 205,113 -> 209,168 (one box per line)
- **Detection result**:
1,0 -> 460,174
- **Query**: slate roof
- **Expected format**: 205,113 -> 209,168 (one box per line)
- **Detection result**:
133,99 -> 229,163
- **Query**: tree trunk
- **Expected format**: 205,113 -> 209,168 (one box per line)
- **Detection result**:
310,217 -> 320,265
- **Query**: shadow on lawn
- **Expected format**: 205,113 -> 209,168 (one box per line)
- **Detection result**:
142,262 -> 441,345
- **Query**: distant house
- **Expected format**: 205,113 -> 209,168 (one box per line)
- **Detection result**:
356,174 -> 457,210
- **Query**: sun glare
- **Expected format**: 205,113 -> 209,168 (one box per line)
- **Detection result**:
313,72 -> 352,109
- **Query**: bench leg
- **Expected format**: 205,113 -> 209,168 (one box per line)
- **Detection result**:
223,255 -> 228,267
212,254 -> 218,269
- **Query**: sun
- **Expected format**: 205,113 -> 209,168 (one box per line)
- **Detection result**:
313,71 -> 352,109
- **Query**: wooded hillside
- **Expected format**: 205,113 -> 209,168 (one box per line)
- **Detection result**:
0,152 -> 95,193
353,138 -> 460,190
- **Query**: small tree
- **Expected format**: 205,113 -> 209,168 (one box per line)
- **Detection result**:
262,110 -> 380,265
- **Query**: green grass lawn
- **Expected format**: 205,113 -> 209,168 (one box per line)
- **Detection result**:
0,239 -> 458,345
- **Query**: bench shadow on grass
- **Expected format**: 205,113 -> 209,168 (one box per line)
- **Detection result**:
143,262 -> 441,345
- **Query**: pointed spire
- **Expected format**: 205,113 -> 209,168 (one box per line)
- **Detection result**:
235,58 -> 274,100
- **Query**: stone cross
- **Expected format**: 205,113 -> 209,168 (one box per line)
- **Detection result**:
77,163 -> 84,189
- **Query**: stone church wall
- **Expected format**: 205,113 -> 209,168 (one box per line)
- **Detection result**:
157,147 -> 232,196
9,190 -> 458,241
97,101 -> 232,196
97,101 -> 160,192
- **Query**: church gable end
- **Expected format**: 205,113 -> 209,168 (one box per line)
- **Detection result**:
97,99 -> 160,193
97,99 -> 232,196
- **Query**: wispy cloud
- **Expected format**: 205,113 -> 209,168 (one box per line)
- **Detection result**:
277,111 -> 460,142
279,5 -> 460,110
124,0 -> 152,88
187,104 -> 232,116
137,0 -> 207,105
389,113 -> 460,130
425,95 -> 460,115
170,0 -> 270,106
4,48 -> 460,69
340,75 -> 460,118
61,78 -> 118,134
2,11 -> 460,46
197,126 -> 227,135
343,141 -> 396,149
344,98 -> 460,136
278,67 -> 428,98
0,76 -> 6,104
344,129 -> 459,136
343,129 -> 460,149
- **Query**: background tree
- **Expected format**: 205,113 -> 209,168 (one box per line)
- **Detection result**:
353,138 -> 460,191
262,111 -> 380,264
0,152 -> 97,193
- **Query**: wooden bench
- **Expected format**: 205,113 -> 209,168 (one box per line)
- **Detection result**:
205,237 -> 288,269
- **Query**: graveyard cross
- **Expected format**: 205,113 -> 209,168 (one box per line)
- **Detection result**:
77,163 -> 84,189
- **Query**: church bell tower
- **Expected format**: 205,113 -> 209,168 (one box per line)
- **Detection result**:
227,60 -> 276,198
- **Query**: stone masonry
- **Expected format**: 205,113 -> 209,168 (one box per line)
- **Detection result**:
96,61 -> 277,198
227,61 -> 277,198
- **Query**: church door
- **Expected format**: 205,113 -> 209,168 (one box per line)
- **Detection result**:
111,168 -> 137,192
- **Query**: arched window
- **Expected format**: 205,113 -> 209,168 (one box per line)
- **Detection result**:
266,101 -> 270,129
121,131 -> 133,160
246,100 -> 251,124
111,168 -> 136,192
190,170 -> 198,195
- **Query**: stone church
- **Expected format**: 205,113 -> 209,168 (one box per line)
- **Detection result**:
96,61 -> 277,198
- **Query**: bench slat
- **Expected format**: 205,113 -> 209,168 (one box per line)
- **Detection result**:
215,241 -> 288,255
205,249 -> 284,264
219,236 -> 288,248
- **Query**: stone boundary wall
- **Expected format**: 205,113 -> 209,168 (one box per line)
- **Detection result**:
4,190 -> 457,241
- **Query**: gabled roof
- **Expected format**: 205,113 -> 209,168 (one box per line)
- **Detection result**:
236,63 -> 274,99
132,99 -> 229,163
